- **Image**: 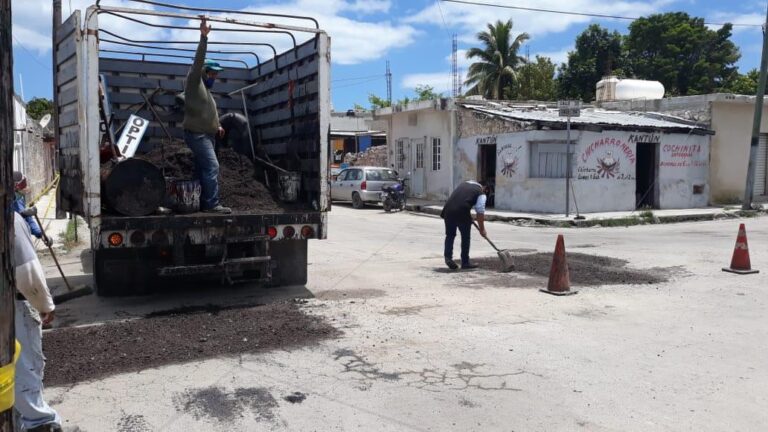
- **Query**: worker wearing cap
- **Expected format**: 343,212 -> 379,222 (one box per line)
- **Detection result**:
13,212 -> 61,432
183,17 -> 231,214
441,181 -> 490,270
12,171 -> 51,246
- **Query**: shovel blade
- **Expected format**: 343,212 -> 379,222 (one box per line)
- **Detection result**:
498,250 -> 515,272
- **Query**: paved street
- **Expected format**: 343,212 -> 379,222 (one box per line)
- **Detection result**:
45,206 -> 768,431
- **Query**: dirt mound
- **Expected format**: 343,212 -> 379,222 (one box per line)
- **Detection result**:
139,140 -> 284,212
43,302 -> 340,386
472,252 -> 671,286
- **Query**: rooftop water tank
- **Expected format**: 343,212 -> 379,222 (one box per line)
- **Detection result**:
596,76 -> 620,102
615,79 -> 665,100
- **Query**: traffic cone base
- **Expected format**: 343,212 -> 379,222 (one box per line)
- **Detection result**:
541,234 -> 578,296
722,267 -> 759,275
539,288 -> 578,296
722,223 -> 759,275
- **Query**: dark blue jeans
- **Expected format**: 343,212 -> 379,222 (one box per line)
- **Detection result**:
184,131 -> 220,210
444,218 -> 471,265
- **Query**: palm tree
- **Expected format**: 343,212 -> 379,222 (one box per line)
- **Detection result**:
465,19 -> 530,100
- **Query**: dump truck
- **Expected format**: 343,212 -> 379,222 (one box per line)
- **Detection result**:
53,2 -> 330,296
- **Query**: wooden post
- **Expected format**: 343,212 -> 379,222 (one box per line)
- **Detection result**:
0,0 -> 17,429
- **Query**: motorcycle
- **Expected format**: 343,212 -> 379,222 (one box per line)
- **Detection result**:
381,179 -> 407,213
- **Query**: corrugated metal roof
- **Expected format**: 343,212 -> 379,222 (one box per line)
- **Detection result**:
461,103 -> 710,132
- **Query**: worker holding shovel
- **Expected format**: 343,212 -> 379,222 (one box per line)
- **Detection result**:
12,212 -> 62,432
441,181 -> 490,270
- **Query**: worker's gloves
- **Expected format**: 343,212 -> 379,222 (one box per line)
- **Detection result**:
43,235 -> 53,247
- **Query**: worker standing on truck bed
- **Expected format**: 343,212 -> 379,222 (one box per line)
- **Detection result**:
183,17 -> 231,214
441,181 -> 490,270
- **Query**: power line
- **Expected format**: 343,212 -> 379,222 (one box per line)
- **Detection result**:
440,0 -> 763,28
332,74 -> 385,83
333,76 -> 385,90
11,35 -> 52,70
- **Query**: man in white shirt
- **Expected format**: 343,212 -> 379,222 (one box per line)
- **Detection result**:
13,212 -> 62,432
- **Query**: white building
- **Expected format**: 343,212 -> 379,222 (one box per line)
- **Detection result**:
378,100 -> 713,213
375,99 -> 455,200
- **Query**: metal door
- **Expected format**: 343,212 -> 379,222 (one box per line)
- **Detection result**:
410,138 -> 426,197
756,134 -> 768,196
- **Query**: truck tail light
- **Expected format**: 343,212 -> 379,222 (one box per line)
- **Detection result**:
283,226 -> 296,238
151,230 -> 169,246
268,226 -> 278,239
301,226 -> 314,238
361,180 -> 367,191
108,233 -> 123,247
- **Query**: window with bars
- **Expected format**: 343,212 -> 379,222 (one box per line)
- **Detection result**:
431,137 -> 441,171
416,141 -> 424,169
530,142 -> 570,178
396,139 -> 405,170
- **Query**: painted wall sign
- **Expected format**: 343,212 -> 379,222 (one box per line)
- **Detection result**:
628,133 -> 661,144
578,137 -> 636,180
476,136 -> 497,145
581,137 -> 636,164
660,143 -> 707,168
497,143 -> 522,177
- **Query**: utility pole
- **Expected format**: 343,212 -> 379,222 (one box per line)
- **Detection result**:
743,2 -> 768,210
385,61 -> 392,107
0,0 -> 17,429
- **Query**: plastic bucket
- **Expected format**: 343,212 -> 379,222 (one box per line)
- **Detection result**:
167,178 -> 201,213
278,172 -> 301,203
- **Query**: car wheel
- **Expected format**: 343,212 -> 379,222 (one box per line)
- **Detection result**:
351,192 -> 364,209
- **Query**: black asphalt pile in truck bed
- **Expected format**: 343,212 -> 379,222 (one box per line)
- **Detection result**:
139,140 -> 285,213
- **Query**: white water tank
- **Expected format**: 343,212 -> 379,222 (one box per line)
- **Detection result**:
596,76 -> 620,102
615,79 -> 665,100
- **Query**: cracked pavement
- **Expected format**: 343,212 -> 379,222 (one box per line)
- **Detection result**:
45,206 -> 768,431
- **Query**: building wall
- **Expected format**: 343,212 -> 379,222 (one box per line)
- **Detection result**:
456,127 -> 709,213
387,109 -> 453,200
710,101 -> 768,203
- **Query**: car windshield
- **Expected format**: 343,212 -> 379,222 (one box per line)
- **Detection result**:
366,169 -> 398,181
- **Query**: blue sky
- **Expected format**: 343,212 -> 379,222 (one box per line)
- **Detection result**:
10,0 -> 768,111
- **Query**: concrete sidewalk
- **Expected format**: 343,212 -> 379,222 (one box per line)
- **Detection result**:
405,198 -> 767,226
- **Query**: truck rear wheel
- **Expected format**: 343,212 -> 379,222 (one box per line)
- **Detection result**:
94,249 -> 154,297
269,239 -> 308,286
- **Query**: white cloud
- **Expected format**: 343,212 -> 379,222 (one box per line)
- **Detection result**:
11,0 -> 415,66
707,11 -> 764,34
345,0 -> 392,14
535,47 -> 571,66
406,0 -> 671,40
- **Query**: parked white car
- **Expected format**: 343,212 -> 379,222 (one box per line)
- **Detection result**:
331,166 -> 400,209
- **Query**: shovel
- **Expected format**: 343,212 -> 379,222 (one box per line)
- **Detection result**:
19,207 -> 93,304
472,221 -> 515,272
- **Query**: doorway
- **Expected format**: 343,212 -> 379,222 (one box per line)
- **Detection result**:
635,143 -> 658,208
409,138 -> 426,198
478,144 -> 497,208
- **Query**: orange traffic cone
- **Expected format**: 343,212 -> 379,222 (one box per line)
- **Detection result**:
722,223 -> 759,275
540,234 -> 578,296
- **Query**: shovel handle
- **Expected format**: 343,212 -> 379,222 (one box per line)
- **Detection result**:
472,221 -> 501,252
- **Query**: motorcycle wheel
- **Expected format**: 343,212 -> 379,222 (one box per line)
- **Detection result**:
383,198 -> 393,213
399,200 -> 406,211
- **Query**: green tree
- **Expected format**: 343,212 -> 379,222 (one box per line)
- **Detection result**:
26,97 -> 53,120
465,19 -> 530,99
368,93 -> 391,110
556,25 -> 624,102
723,69 -> 760,95
515,55 -> 557,100
625,12 -> 740,95
414,84 -> 442,101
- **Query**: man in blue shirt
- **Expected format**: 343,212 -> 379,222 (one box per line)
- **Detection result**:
441,181 -> 489,270
13,171 -> 51,246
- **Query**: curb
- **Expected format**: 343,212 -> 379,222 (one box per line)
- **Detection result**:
405,203 -> 767,228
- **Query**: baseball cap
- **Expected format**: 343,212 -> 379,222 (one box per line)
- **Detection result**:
13,171 -> 23,182
204,59 -> 224,72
